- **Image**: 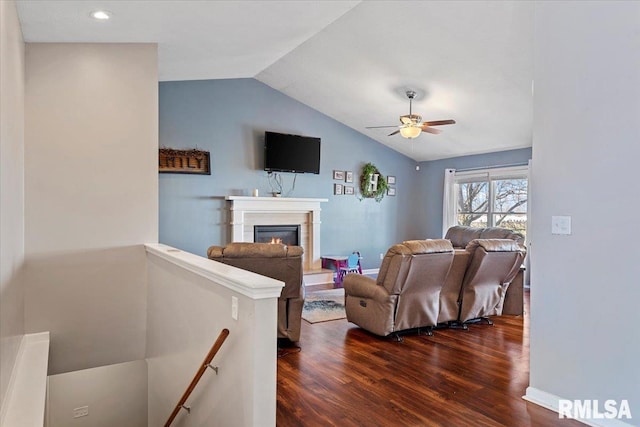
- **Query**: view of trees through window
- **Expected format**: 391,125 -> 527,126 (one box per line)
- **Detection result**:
456,174 -> 528,238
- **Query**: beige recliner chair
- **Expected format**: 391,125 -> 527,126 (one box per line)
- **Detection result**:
207,242 -> 304,343
344,239 -> 454,338
457,239 -> 526,323
444,226 -> 526,315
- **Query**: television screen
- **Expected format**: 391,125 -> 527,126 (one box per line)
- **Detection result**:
264,131 -> 321,174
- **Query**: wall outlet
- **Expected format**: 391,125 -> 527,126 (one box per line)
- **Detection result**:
231,296 -> 238,320
379,253 -> 384,260
73,406 -> 89,418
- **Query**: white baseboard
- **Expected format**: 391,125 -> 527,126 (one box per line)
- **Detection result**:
523,387 -> 635,427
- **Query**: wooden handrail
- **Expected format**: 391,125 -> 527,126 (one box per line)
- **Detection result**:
164,328 -> 230,427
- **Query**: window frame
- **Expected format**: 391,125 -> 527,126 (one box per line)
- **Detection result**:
453,165 -> 529,229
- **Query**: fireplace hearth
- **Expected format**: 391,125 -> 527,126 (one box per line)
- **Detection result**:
254,225 -> 300,247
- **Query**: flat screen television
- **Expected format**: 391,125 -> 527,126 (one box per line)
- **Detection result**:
264,131 -> 321,174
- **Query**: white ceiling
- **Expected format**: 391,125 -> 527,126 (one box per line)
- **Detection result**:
16,0 -> 533,161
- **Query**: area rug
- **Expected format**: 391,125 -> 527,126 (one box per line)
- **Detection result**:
302,288 -> 346,323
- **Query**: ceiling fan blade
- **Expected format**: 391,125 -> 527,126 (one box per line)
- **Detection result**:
366,125 -> 400,129
388,130 -> 400,136
421,127 -> 442,135
424,119 -> 456,127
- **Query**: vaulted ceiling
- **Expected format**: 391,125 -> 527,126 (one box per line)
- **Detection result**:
16,0 -> 533,161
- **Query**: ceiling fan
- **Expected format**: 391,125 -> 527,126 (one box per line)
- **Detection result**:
366,90 -> 455,139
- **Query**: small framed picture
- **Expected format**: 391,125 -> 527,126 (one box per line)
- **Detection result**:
344,186 -> 355,195
334,183 -> 343,195
387,187 -> 396,196
345,171 -> 354,183
387,175 -> 396,185
333,170 -> 345,180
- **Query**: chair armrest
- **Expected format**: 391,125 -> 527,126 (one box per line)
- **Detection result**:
343,275 -> 389,302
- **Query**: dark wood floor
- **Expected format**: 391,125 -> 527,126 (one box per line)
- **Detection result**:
276,289 -> 583,426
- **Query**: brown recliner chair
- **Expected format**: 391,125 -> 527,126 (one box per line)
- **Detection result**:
457,239 -> 526,323
344,239 -> 454,338
207,242 -> 304,342
444,226 -> 526,315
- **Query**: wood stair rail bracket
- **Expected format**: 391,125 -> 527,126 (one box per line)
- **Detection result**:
164,328 -> 230,427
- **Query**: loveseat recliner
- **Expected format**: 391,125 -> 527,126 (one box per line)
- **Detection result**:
345,235 -> 526,338
207,242 -> 304,343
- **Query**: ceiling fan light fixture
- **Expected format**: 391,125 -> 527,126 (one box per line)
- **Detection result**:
365,89 -> 455,138
400,126 -> 422,139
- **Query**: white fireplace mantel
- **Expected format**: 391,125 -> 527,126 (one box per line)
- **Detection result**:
225,196 -> 328,270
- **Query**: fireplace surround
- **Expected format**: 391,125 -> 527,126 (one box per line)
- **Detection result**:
225,196 -> 328,271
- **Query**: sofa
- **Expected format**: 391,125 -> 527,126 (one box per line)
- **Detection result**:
444,225 -> 525,248
207,242 -> 304,343
444,226 -> 526,316
344,239 -> 455,338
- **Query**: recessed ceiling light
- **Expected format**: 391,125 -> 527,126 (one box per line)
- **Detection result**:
90,10 -> 111,20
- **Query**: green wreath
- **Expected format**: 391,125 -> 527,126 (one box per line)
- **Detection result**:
359,162 -> 388,202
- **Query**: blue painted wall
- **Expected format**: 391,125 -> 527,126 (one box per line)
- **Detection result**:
417,148 -> 532,239
159,79 -> 533,268
159,78 -> 421,269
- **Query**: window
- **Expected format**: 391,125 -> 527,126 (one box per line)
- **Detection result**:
449,166 -> 528,238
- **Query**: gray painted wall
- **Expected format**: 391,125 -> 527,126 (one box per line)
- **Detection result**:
47,360 -> 147,427
24,43 -> 158,374
0,0 -> 25,409
418,148 -> 532,239
529,1 -> 639,419
159,78 -> 421,269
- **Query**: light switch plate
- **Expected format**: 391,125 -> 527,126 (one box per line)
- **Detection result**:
552,215 -> 572,235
